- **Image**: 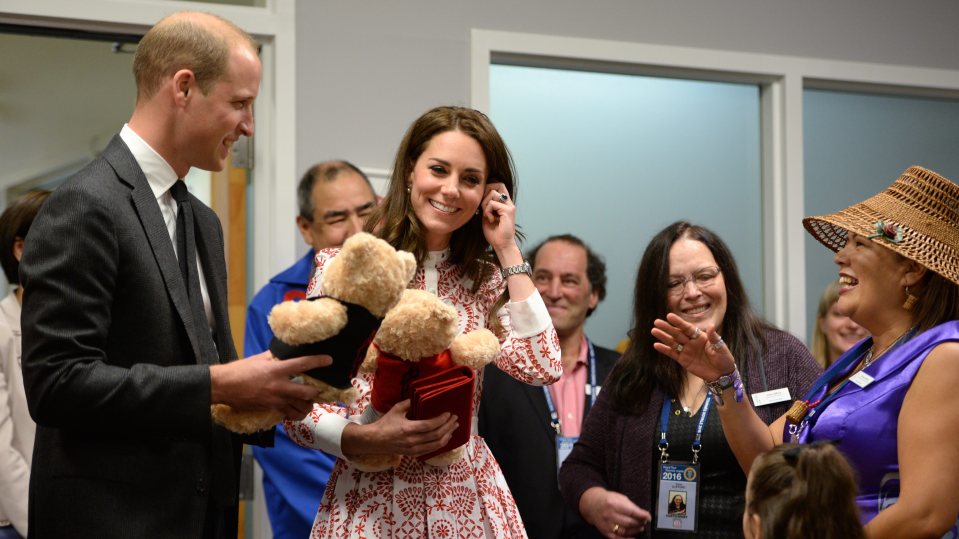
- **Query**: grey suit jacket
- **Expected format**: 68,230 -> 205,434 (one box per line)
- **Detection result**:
20,135 -> 254,538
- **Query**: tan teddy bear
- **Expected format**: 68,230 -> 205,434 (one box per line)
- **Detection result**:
350,288 -> 501,471
211,232 -> 417,434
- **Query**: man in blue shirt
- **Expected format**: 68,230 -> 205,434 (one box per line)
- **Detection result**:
245,160 -> 376,539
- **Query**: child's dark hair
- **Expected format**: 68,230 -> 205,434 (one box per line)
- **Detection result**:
0,190 -> 51,285
746,442 -> 864,539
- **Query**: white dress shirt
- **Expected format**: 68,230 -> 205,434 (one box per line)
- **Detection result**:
119,125 -> 214,330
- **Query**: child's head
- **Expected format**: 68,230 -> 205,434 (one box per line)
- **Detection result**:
744,442 -> 864,539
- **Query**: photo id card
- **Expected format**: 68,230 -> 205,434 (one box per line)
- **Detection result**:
555,436 -> 577,475
655,462 -> 699,533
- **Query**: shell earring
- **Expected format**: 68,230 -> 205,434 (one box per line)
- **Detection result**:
903,286 -> 918,311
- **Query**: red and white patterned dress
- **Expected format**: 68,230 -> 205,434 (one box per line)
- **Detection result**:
286,248 -> 561,538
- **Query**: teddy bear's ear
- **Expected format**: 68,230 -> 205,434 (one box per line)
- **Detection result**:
398,251 -> 417,284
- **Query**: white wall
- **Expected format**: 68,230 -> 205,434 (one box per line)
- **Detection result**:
293,0 -> 959,337
294,0 -> 959,178
0,33 -> 135,203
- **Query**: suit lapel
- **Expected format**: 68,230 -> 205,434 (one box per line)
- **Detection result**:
103,136 -> 203,363
193,205 -> 234,362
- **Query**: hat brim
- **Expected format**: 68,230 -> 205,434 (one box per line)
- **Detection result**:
802,166 -> 959,287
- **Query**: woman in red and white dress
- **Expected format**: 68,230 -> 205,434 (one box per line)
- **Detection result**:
286,106 -> 561,538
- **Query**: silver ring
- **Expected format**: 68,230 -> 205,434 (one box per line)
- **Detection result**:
612,523 -> 621,535
688,327 -> 702,340
675,343 -> 684,353
498,192 -> 509,202
711,338 -> 725,351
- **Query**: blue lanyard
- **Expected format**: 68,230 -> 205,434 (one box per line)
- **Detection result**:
788,328 -> 916,444
799,327 -> 917,416
543,339 -> 598,435
659,392 -> 711,464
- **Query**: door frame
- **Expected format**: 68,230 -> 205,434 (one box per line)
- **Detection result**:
1,0 -> 299,290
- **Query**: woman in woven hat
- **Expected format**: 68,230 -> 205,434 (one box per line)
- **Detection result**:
653,166 -> 959,537
559,221 -> 821,538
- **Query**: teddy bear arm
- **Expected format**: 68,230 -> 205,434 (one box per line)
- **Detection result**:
359,344 -> 379,374
211,404 -> 283,434
449,328 -> 501,369
268,297 -> 348,345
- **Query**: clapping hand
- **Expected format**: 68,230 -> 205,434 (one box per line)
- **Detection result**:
651,313 -> 736,382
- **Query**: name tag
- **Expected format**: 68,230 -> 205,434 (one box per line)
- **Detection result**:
850,371 -> 874,388
751,387 -> 791,407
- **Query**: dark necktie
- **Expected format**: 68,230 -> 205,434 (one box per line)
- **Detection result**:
171,182 -> 235,509
169,181 -> 217,362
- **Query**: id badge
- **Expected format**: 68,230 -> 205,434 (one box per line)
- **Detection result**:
850,370 -> 875,388
556,435 -> 577,474
751,387 -> 791,406
655,462 -> 699,533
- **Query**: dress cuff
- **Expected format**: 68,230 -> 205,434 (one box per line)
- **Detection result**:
311,412 -> 352,459
506,291 -> 552,338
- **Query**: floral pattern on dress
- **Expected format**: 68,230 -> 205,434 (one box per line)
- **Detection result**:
292,247 -> 562,538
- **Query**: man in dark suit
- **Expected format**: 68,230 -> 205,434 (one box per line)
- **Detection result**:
480,234 -> 619,539
19,12 -> 328,539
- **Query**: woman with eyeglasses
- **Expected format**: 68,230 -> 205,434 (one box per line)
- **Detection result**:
559,221 -> 821,538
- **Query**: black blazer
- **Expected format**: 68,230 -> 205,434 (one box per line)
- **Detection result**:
20,136 -> 261,538
479,339 -> 619,539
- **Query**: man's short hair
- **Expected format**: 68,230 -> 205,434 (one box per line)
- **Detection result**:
0,190 -> 51,285
527,233 -> 607,306
133,12 -> 258,101
297,160 -> 374,221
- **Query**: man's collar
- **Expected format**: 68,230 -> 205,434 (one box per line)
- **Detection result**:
120,124 -> 179,198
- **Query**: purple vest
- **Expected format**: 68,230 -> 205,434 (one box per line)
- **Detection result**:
792,320 -> 959,532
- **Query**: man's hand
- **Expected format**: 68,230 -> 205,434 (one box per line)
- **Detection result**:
209,351 -> 331,420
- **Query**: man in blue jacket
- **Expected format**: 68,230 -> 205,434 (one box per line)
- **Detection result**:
245,160 -> 376,539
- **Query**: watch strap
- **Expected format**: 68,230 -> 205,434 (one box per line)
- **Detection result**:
705,368 -> 743,406
501,261 -> 532,279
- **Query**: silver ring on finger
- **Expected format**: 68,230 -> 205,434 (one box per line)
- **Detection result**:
688,327 -> 702,340
612,523 -> 621,535
675,343 -> 684,353
711,337 -> 725,351
498,192 -> 509,202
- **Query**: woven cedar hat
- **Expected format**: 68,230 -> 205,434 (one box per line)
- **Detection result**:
803,165 -> 959,286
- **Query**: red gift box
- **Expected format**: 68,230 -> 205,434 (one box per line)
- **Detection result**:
408,365 -> 475,461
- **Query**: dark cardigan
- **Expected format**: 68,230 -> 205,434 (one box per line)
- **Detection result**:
558,327 -> 822,538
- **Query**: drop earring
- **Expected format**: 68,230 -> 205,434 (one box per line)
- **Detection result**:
903,286 -> 918,311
